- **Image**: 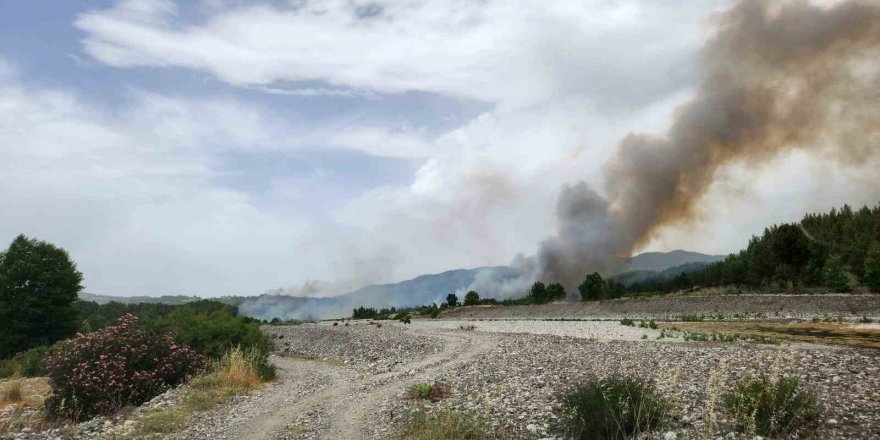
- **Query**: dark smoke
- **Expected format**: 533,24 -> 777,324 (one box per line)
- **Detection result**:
538,0 -> 880,289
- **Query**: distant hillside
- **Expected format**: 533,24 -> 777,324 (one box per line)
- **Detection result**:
613,262 -> 714,287
618,250 -> 725,273
237,266 -> 520,321
78,292 -> 244,307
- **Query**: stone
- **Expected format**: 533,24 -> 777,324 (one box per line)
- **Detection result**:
663,432 -> 678,440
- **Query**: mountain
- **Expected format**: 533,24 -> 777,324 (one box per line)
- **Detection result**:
237,266 -> 520,321
612,261 -> 717,287
78,292 -> 244,307
618,250 -> 725,273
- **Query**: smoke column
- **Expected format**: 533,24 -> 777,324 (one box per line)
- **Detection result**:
537,0 -> 880,289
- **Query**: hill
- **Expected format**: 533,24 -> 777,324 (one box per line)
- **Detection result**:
618,250 -> 725,273
237,266 -> 519,321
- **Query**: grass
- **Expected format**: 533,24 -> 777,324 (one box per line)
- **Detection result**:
133,346 -> 277,437
397,410 -> 494,440
406,382 -> 452,401
619,318 -> 635,326
667,321 -> 880,349
561,376 -> 669,440
639,320 -> 657,329
0,382 -> 23,403
722,373 -> 819,438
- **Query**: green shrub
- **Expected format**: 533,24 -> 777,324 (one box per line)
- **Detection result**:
619,318 -> 634,326
561,376 -> 668,440
397,410 -> 492,440
406,381 -> 452,401
0,345 -> 53,379
45,314 -> 204,421
722,373 -> 819,438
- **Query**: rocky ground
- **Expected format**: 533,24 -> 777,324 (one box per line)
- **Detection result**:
4,309 -> 880,440
439,294 -> 880,321
184,322 -> 878,440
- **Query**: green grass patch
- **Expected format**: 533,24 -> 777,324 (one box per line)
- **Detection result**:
561,376 -> 669,440
397,410 -> 494,440
723,373 -> 819,438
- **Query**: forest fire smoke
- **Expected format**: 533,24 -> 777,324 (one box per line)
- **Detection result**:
536,0 -> 880,289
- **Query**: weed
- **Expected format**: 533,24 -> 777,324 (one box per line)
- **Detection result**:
639,320 -> 657,329
0,381 -> 23,403
860,315 -> 873,324
397,410 -> 493,440
679,314 -> 705,322
406,382 -> 452,401
459,325 -> 476,331
619,318 -> 635,326
137,408 -> 187,434
561,376 -> 668,440
722,373 -> 819,438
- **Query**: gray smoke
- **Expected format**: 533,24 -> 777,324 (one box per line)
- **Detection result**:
537,0 -> 880,289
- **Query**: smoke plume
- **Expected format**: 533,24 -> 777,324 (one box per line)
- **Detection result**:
538,0 -> 880,289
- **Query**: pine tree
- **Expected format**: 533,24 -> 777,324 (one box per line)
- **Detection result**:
823,253 -> 850,293
864,242 -> 880,293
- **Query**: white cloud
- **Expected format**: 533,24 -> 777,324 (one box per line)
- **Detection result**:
76,0 -> 723,109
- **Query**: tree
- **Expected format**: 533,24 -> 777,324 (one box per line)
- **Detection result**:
0,235 -> 83,358
578,272 -> 605,301
529,281 -> 547,304
463,290 -> 480,306
445,293 -> 459,308
863,242 -> 880,293
823,253 -> 850,293
545,283 -> 567,301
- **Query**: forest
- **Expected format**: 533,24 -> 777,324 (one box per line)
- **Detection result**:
629,203 -> 880,294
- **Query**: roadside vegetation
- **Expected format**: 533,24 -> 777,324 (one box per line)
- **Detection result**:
723,373 -> 819,438
406,381 -> 452,401
561,376 -> 669,440
397,410 -> 495,440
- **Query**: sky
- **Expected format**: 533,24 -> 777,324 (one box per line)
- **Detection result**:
1,0 -> 877,298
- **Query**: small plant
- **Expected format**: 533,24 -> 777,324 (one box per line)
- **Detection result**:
0,381 -> 24,402
619,318 -> 634,326
397,410 -> 492,440
333,321 -> 339,326
407,381 -> 452,401
679,314 -> 705,322
459,324 -> 476,331
722,373 -> 819,438
561,376 -> 668,440
638,320 -> 657,329
860,315 -> 873,323
641,334 -> 647,340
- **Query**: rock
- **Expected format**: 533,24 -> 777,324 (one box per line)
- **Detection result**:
827,418 -> 839,425
663,432 -> 678,440
526,423 -> 538,434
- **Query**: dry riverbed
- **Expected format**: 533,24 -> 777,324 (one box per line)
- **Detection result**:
4,317 -> 879,440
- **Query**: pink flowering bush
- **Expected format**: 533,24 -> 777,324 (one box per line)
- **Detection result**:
45,314 -> 204,421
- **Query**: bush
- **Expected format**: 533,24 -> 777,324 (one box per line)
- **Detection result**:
619,318 -> 634,326
561,376 -> 668,440
212,346 -> 276,387
722,373 -> 819,437
0,345 -> 53,379
45,314 -> 204,421
397,410 -> 492,440
407,382 -> 452,401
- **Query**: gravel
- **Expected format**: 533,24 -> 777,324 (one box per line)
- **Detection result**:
439,294 -> 880,321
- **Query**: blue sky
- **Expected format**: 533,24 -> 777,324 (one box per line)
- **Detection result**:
2,0 -> 876,297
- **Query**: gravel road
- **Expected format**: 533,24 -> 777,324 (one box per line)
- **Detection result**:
168,322 -> 880,440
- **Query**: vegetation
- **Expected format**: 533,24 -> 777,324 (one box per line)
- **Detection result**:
0,346 -> 52,379
577,272 -> 626,301
631,204 -> 880,294
45,314 -> 204,421
406,381 -> 452,401
0,235 -> 83,358
397,410 -> 493,440
561,376 -> 668,440
446,293 -> 459,307
0,381 -> 23,403
619,318 -> 634,326
463,290 -> 480,306
135,346 -> 276,437
723,373 -> 819,438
